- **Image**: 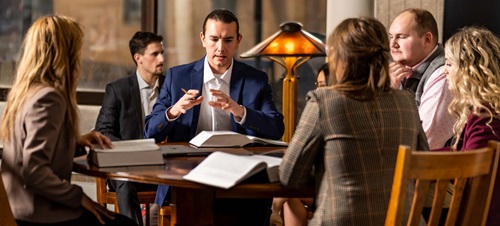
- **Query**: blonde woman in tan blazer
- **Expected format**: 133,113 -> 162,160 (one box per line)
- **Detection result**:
0,15 -> 137,226
279,17 -> 429,225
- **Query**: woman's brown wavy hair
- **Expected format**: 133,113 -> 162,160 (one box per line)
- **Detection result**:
326,17 -> 391,99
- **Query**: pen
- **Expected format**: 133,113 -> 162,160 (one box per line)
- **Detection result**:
181,88 -> 196,100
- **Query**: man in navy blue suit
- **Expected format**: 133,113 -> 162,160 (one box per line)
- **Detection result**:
144,9 -> 284,226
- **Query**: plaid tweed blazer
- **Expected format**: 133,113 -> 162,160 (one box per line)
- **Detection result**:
280,88 -> 429,225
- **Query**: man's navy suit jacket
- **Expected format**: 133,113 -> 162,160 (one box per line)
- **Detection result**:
144,57 -> 285,143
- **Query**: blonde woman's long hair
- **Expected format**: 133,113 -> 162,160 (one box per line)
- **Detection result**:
445,27 -> 500,150
0,15 -> 83,143
326,17 -> 391,98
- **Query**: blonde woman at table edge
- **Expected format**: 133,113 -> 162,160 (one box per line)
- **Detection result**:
0,15 -> 138,226
443,26 -> 500,226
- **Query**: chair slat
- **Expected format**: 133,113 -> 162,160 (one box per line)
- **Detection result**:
442,178 -> 463,226
427,180 -> 449,226
408,180 -> 430,226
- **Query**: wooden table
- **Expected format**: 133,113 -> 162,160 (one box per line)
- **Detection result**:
73,144 -> 314,226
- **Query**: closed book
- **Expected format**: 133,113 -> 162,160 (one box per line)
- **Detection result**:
183,151 -> 282,189
189,130 -> 288,148
89,139 -> 164,167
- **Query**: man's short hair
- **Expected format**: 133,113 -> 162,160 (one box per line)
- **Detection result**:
202,9 -> 240,36
129,31 -> 163,64
403,8 -> 439,44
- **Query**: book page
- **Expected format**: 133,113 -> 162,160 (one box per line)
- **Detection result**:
183,152 -> 269,189
246,135 -> 288,147
93,138 -> 159,152
246,155 -> 282,182
189,131 -> 251,147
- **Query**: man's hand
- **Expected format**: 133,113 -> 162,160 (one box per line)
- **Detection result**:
208,89 -> 245,119
389,62 -> 412,88
167,89 -> 203,118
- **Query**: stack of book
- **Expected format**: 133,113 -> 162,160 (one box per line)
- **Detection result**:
89,139 -> 164,167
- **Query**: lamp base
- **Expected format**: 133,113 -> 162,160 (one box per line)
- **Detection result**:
270,56 -> 311,142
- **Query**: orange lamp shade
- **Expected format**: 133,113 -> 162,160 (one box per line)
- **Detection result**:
240,22 -> 326,58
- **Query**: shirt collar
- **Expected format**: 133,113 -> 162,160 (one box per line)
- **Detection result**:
136,70 -> 159,89
411,45 -> 439,71
203,56 -> 233,85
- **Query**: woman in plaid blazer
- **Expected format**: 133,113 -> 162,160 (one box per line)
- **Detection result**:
279,17 -> 429,226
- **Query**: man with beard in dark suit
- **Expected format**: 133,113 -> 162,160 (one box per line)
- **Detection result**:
95,31 -> 165,226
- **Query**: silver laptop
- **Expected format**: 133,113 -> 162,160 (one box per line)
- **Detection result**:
160,145 -> 252,157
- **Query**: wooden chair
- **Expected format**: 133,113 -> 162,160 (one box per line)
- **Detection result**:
96,177 -> 157,226
159,205 -> 175,226
1,170 -> 17,226
385,141 -> 499,226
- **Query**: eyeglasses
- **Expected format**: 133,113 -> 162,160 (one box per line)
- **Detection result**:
315,82 -> 327,89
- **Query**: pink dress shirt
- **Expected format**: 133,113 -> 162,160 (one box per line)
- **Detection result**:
412,47 -> 455,149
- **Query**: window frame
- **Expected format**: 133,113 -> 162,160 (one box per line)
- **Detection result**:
0,0 -> 157,106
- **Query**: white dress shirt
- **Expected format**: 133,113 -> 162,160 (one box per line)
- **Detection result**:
195,57 -> 233,134
137,71 -> 159,121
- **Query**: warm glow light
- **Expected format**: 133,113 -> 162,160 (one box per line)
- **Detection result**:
269,42 -> 279,49
240,21 -> 325,58
284,41 -> 295,53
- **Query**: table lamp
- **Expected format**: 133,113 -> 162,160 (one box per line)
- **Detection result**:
240,21 -> 326,142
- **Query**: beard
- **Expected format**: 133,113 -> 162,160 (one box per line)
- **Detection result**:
153,67 -> 164,76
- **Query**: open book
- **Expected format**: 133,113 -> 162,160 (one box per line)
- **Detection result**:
89,139 -> 164,167
189,131 -> 288,148
182,151 -> 282,189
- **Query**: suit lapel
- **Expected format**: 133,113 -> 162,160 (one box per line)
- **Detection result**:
189,58 -> 205,137
128,74 -> 144,136
230,60 -> 244,104
230,60 -> 244,131
158,75 -> 165,88
192,59 -> 204,91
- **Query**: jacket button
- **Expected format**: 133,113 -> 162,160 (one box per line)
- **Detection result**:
157,123 -> 164,130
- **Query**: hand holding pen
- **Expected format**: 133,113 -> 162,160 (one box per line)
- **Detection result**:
167,88 -> 203,119
181,88 -> 197,101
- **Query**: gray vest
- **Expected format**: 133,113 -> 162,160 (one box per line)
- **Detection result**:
401,44 -> 445,106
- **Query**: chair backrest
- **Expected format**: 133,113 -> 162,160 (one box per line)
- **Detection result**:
0,171 -> 17,226
95,177 -> 162,226
385,141 -> 499,226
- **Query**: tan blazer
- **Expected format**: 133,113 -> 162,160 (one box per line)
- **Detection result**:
280,88 -> 429,225
1,87 -> 83,223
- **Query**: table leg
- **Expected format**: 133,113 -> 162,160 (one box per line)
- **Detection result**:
171,187 -> 214,226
